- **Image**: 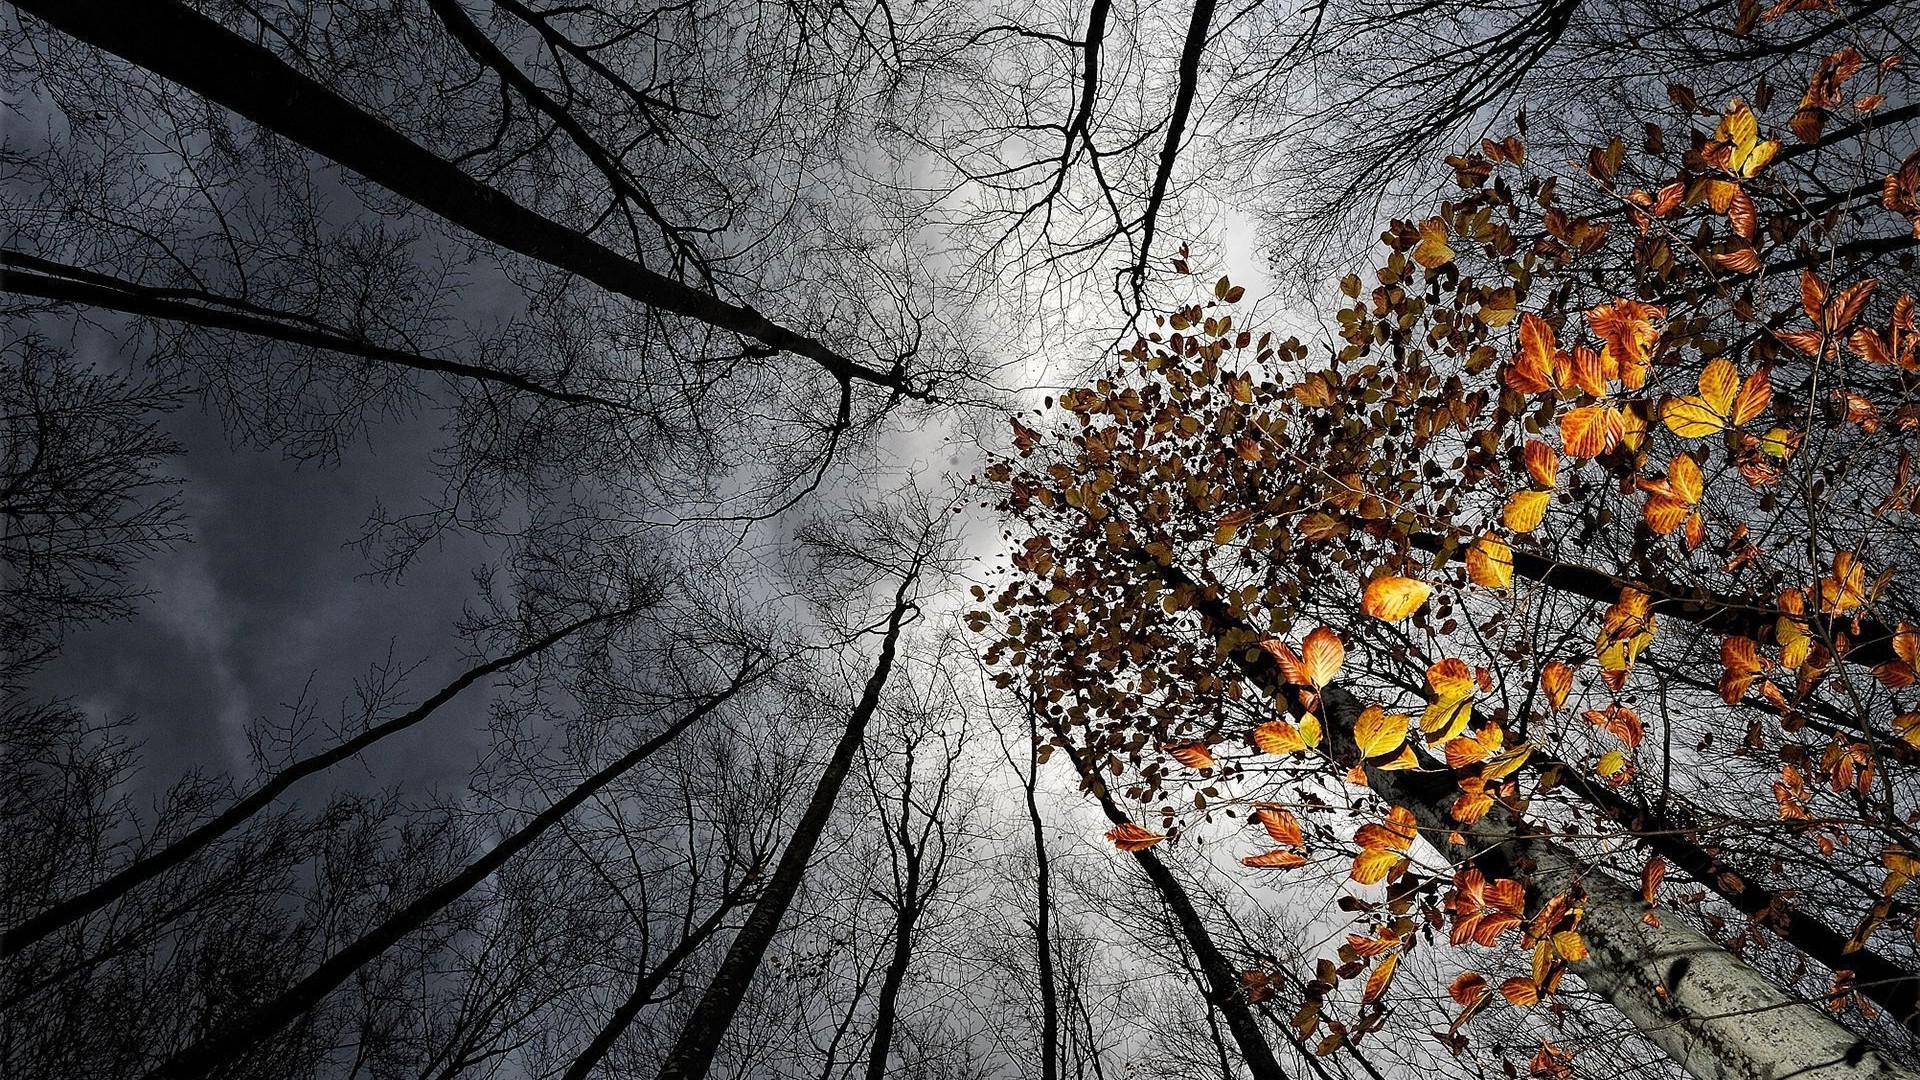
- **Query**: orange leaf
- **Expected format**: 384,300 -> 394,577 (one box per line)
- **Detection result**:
1253,719 -> 1310,756
1363,575 -> 1433,622
1507,313 -> 1557,395
1449,971 -> 1490,1006
1256,806 -> 1304,848
1163,742 -> 1214,770
1428,657 -> 1476,701
1524,440 -> 1559,487
1106,822 -> 1165,852
1560,405 -> 1620,458
1499,977 -> 1541,1007
1301,626 -> 1345,685
1413,217 -> 1456,269
1540,661 -> 1574,710
1242,849 -> 1308,870
1350,848 -> 1409,885
1362,951 -> 1400,1004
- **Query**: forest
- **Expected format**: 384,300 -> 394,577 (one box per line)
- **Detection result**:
3,1 -> 1919,1079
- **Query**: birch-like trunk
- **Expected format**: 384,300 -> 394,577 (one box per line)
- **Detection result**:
1318,686 -> 1917,1080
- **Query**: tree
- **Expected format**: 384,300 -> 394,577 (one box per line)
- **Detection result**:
979,12 -> 1920,1075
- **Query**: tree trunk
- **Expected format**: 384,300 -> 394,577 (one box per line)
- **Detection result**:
1024,703 -> 1062,1080
143,659 -> 759,1080
561,898 -> 742,1080
653,579 -> 917,1080
1055,739 -> 1291,1080
1326,678 -> 1919,1080
12,0 -> 920,398
0,251 -> 621,410
3,607 -> 632,958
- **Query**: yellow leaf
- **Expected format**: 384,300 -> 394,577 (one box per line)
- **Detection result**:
1253,719 -> 1308,756
1428,657 -> 1476,701
1350,848 -> 1409,885
1669,453 -> 1703,503
1375,744 -> 1422,771
1597,750 -> 1628,777
1362,952 -> 1399,1004
1354,705 -> 1409,758
1413,217 -> 1456,269
1422,696 -> 1474,743
1467,532 -> 1513,589
1363,575 -> 1433,622
1552,931 -> 1588,961
1895,713 -> 1920,750
1663,358 -> 1741,437
1298,712 -> 1324,748
1503,489 -> 1551,533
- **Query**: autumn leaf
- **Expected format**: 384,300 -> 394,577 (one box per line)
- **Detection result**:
1242,850 -> 1308,870
1500,977 -> 1541,1007
1428,658 -> 1476,702
1413,217 -> 1456,269
1350,847 -> 1410,886
1362,951 -> 1400,1004
1559,405 -> 1619,459
1467,532 -> 1513,588
1524,440 -> 1559,487
1363,575 -> 1433,622
1354,705 -> 1409,758
1540,661 -> 1574,711
1449,971 -> 1491,1006
1106,822 -> 1165,852
1162,741 -> 1214,770
1663,359 -> 1770,437
1301,626 -> 1345,685
1256,806 -> 1305,848
1253,719 -> 1311,756
1504,489 -> 1551,532
1506,313 -> 1558,395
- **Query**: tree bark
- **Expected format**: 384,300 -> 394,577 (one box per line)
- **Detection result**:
143,658 -> 759,1080
11,0 -> 922,399
653,578 -> 917,1080
1024,703 -> 1062,1080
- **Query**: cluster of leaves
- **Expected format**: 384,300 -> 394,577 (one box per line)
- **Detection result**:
977,3 -> 1920,1067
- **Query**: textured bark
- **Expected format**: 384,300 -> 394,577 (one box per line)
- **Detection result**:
653,581 -> 916,1080
12,0 -> 921,398
143,660 -> 759,1080
1057,740 -> 1291,1080
2,607 -> 632,958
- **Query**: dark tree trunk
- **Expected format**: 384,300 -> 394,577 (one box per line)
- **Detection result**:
653,579 -> 917,1080
1054,739 -> 1291,1080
